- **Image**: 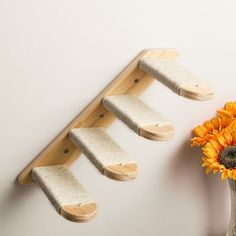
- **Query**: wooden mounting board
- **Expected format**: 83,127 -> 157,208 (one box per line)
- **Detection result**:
18,48 -> 178,184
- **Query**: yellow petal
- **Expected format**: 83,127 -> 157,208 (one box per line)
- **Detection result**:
221,171 -> 228,180
228,170 -> 233,179
206,166 -> 213,174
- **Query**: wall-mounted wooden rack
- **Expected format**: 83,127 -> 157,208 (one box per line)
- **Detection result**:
17,49 -> 214,223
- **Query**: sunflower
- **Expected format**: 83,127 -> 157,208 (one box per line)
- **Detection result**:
191,116 -> 234,146
218,101 -> 236,119
191,101 -> 236,180
201,129 -> 236,180
191,101 -> 236,146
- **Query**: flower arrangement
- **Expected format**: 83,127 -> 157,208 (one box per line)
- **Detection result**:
191,101 -> 236,236
191,101 -> 236,180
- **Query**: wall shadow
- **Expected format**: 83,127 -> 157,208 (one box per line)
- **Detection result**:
163,136 -> 228,236
0,177 -> 36,225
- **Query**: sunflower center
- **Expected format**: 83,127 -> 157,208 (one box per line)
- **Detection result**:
219,145 -> 236,169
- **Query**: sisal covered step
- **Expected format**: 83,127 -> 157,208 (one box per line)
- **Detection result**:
139,57 -> 214,100
32,165 -> 96,222
69,127 -> 137,181
102,94 -> 174,140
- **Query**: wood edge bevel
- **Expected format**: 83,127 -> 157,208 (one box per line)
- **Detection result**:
138,124 -> 175,141
179,88 -> 214,101
179,80 -> 214,101
60,202 -> 97,223
103,163 -> 137,181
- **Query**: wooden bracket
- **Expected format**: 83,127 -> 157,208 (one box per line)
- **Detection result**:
18,49 -> 178,185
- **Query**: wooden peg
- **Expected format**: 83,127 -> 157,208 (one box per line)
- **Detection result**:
70,127 -> 137,181
102,94 -> 175,141
32,165 -> 97,222
139,57 -> 214,100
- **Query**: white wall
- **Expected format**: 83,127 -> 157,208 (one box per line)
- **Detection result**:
0,1 -> 236,235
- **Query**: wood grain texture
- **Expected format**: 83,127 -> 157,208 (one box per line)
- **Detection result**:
18,48 -> 178,184
60,203 -> 97,222
139,124 -> 175,141
103,163 -> 137,181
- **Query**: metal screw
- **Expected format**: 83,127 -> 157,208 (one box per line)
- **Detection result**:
64,148 -> 69,154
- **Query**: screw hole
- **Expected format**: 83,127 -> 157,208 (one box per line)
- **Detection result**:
195,84 -> 199,87
134,78 -> 139,83
64,148 -> 69,154
99,114 -> 104,118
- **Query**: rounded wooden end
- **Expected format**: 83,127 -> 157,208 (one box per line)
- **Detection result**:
139,124 -> 175,141
60,202 -> 97,222
180,83 -> 214,101
103,163 -> 137,181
